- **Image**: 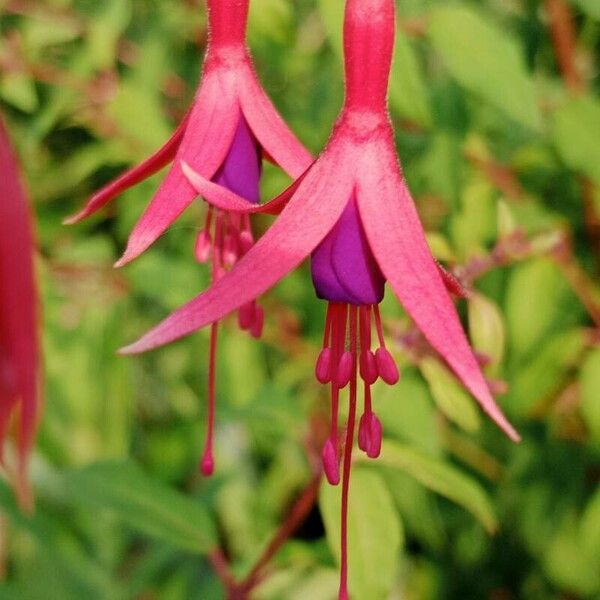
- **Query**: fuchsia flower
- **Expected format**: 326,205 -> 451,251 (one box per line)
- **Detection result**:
120,0 -> 520,596
66,0 -> 311,475
0,117 -> 40,509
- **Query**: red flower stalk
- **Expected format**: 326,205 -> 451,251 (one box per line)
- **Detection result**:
120,0 -> 519,595
0,116 -> 40,510
66,0 -> 312,475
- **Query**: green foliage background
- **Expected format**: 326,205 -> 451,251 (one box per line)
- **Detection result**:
1,0 -> 599,598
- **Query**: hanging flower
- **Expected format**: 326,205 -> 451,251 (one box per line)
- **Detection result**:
119,0 -> 519,596
65,0 -> 312,475
0,116 -> 40,510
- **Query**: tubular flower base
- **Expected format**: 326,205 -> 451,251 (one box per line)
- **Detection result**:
120,0 -> 520,597
0,117 -> 40,510
66,0 -> 311,476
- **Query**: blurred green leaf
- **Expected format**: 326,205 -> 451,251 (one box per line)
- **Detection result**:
0,73 -> 38,113
419,356 -> 481,434
320,468 -> 402,600
570,0 -> 600,19
66,461 -> 217,554
468,292 -> 506,373
552,95 -> 600,185
427,6 -> 541,130
580,348 -> 600,443
371,440 -> 498,533
505,259 -> 578,360
389,29 -> 432,126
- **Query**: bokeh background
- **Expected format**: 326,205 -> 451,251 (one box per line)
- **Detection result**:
1,0 -> 599,598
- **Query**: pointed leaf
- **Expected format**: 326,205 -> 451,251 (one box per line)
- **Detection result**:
428,6 -> 540,130
370,440 -> 498,533
65,461 -> 217,554
319,468 -> 403,600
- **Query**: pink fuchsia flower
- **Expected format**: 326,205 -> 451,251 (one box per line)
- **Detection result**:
66,0 -> 312,475
0,116 -> 40,510
121,0 -> 520,595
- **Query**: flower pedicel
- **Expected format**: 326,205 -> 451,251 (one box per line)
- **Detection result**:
65,0 -> 312,475
120,0 -> 520,596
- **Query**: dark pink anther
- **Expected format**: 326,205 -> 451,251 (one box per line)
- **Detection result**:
366,413 -> 382,458
359,349 -> 378,384
239,229 -> 254,254
194,230 -> 212,263
322,438 -> 340,485
200,450 -> 214,476
336,351 -> 353,388
375,347 -> 399,385
238,301 -> 255,330
316,348 -> 333,384
222,233 -> 238,267
358,413 -> 368,452
250,305 -> 264,339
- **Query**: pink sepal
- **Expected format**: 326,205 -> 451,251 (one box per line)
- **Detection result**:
115,75 -> 240,267
64,112 -> 190,225
0,117 -> 40,507
238,63 -> 313,179
181,160 -> 310,216
357,139 -> 520,442
119,146 -> 354,353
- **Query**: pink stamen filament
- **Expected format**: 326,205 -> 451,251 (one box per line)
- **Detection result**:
200,321 -> 219,476
339,306 -> 358,600
373,304 -> 386,348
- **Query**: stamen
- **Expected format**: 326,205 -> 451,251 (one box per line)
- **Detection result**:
194,230 -> 212,263
359,306 -> 378,384
200,322 -> 219,476
336,352 -> 353,388
375,348 -> 399,385
372,305 -> 399,385
316,305 -> 334,384
339,306 -> 358,600
238,301 -> 256,330
250,305 -> 264,338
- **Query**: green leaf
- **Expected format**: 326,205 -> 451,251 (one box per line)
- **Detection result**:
319,468 -> 403,600
389,29 -> 432,126
0,73 -> 38,113
468,292 -> 506,373
419,356 -> 481,433
66,461 -> 217,554
509,328 -> 586,416
249,0 -> 293,45
371,440 -> 498,533
427,6 -> 540,130
505,259 -> 578,360
580,349 -> 600,443
552,95 -> 600,185
570,0 -> 600,19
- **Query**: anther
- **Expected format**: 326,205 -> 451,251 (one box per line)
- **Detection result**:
336,351 -> 353,388
322,438 -> 340,485
238,301 -> 256,330
375,347 -> 399,385
200,451 -> 214,476
250,305 -> 264,338
316,348 -> 332,384
359,349 -> 378,384
194,230 -> 212,263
